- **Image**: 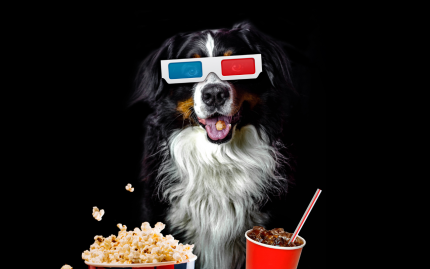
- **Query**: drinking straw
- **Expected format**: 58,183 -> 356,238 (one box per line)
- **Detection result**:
288,189 -> 322,245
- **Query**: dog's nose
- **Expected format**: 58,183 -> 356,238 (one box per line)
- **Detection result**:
202,85 -> 230,107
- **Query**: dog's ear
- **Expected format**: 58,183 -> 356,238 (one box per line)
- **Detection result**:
128,37 -> 176,108
232,21 -> 296,93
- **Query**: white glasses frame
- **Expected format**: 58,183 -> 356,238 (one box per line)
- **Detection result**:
160,54 -> 262,84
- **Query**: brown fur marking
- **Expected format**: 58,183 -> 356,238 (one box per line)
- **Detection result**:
223,50 -> 233,56
231,87 -> 260,115
177,98 -> 194,120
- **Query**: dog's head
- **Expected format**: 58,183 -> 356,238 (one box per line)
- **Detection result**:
131,21 -> 295,145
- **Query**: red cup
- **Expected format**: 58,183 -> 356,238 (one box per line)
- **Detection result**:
245,229 -> 306,269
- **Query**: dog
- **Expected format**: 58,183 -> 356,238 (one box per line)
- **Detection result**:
130,21 -> 296,269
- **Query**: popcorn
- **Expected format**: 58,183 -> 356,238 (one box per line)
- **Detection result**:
82,222 -> 196,264
61,265 -> 73,269
173,252 -> 183,262
125,183 -> 134,192
154,222 -> 166,233
92,207 -> 104,221
82,250 -> 90,260
216,120 -> 226,130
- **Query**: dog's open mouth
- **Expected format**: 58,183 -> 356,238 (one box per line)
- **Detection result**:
197,108 -> 242,144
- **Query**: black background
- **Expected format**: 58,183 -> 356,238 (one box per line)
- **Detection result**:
43,5 -> 327,269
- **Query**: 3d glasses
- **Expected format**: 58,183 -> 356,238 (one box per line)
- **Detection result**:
161,54 -> 262,84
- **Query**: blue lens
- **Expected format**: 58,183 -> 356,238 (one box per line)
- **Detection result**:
168,61 -> 203,79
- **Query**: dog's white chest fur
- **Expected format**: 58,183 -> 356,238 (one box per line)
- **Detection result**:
157,125 -> 285,269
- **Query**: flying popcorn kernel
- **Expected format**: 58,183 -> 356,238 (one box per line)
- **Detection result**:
125,183 -> 134,192
61,265 -> 73,269
92,207 -> 104,221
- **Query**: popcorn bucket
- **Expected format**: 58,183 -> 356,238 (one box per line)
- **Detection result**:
245,229 -> 306,269
86,257 -> 196,269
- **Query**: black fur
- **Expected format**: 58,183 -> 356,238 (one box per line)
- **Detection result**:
129,21 -> 297,268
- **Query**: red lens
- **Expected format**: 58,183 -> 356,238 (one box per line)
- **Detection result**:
221,58 -> 255,76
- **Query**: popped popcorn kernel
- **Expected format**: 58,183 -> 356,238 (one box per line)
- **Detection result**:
154,222 -> 166,233
61,265 -> 73,269
92,207 -> 104,221
125,183 -> 134,192
82,222 -> 196,264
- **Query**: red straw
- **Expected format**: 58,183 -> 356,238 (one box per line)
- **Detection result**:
288,189 -> 322,245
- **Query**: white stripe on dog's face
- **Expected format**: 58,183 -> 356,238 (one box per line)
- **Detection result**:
193,33 -> 233,120
205,33 -> 214,57
193,73 -> 233,119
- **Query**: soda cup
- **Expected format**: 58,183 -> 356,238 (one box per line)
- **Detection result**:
245,229 -> 306,269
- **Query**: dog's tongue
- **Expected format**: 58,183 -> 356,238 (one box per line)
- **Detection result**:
204,115 -> 232,140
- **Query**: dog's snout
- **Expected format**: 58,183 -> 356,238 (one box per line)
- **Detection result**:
202,85 -> 230,107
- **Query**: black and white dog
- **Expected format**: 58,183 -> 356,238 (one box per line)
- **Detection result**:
130,21 -> 296,269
